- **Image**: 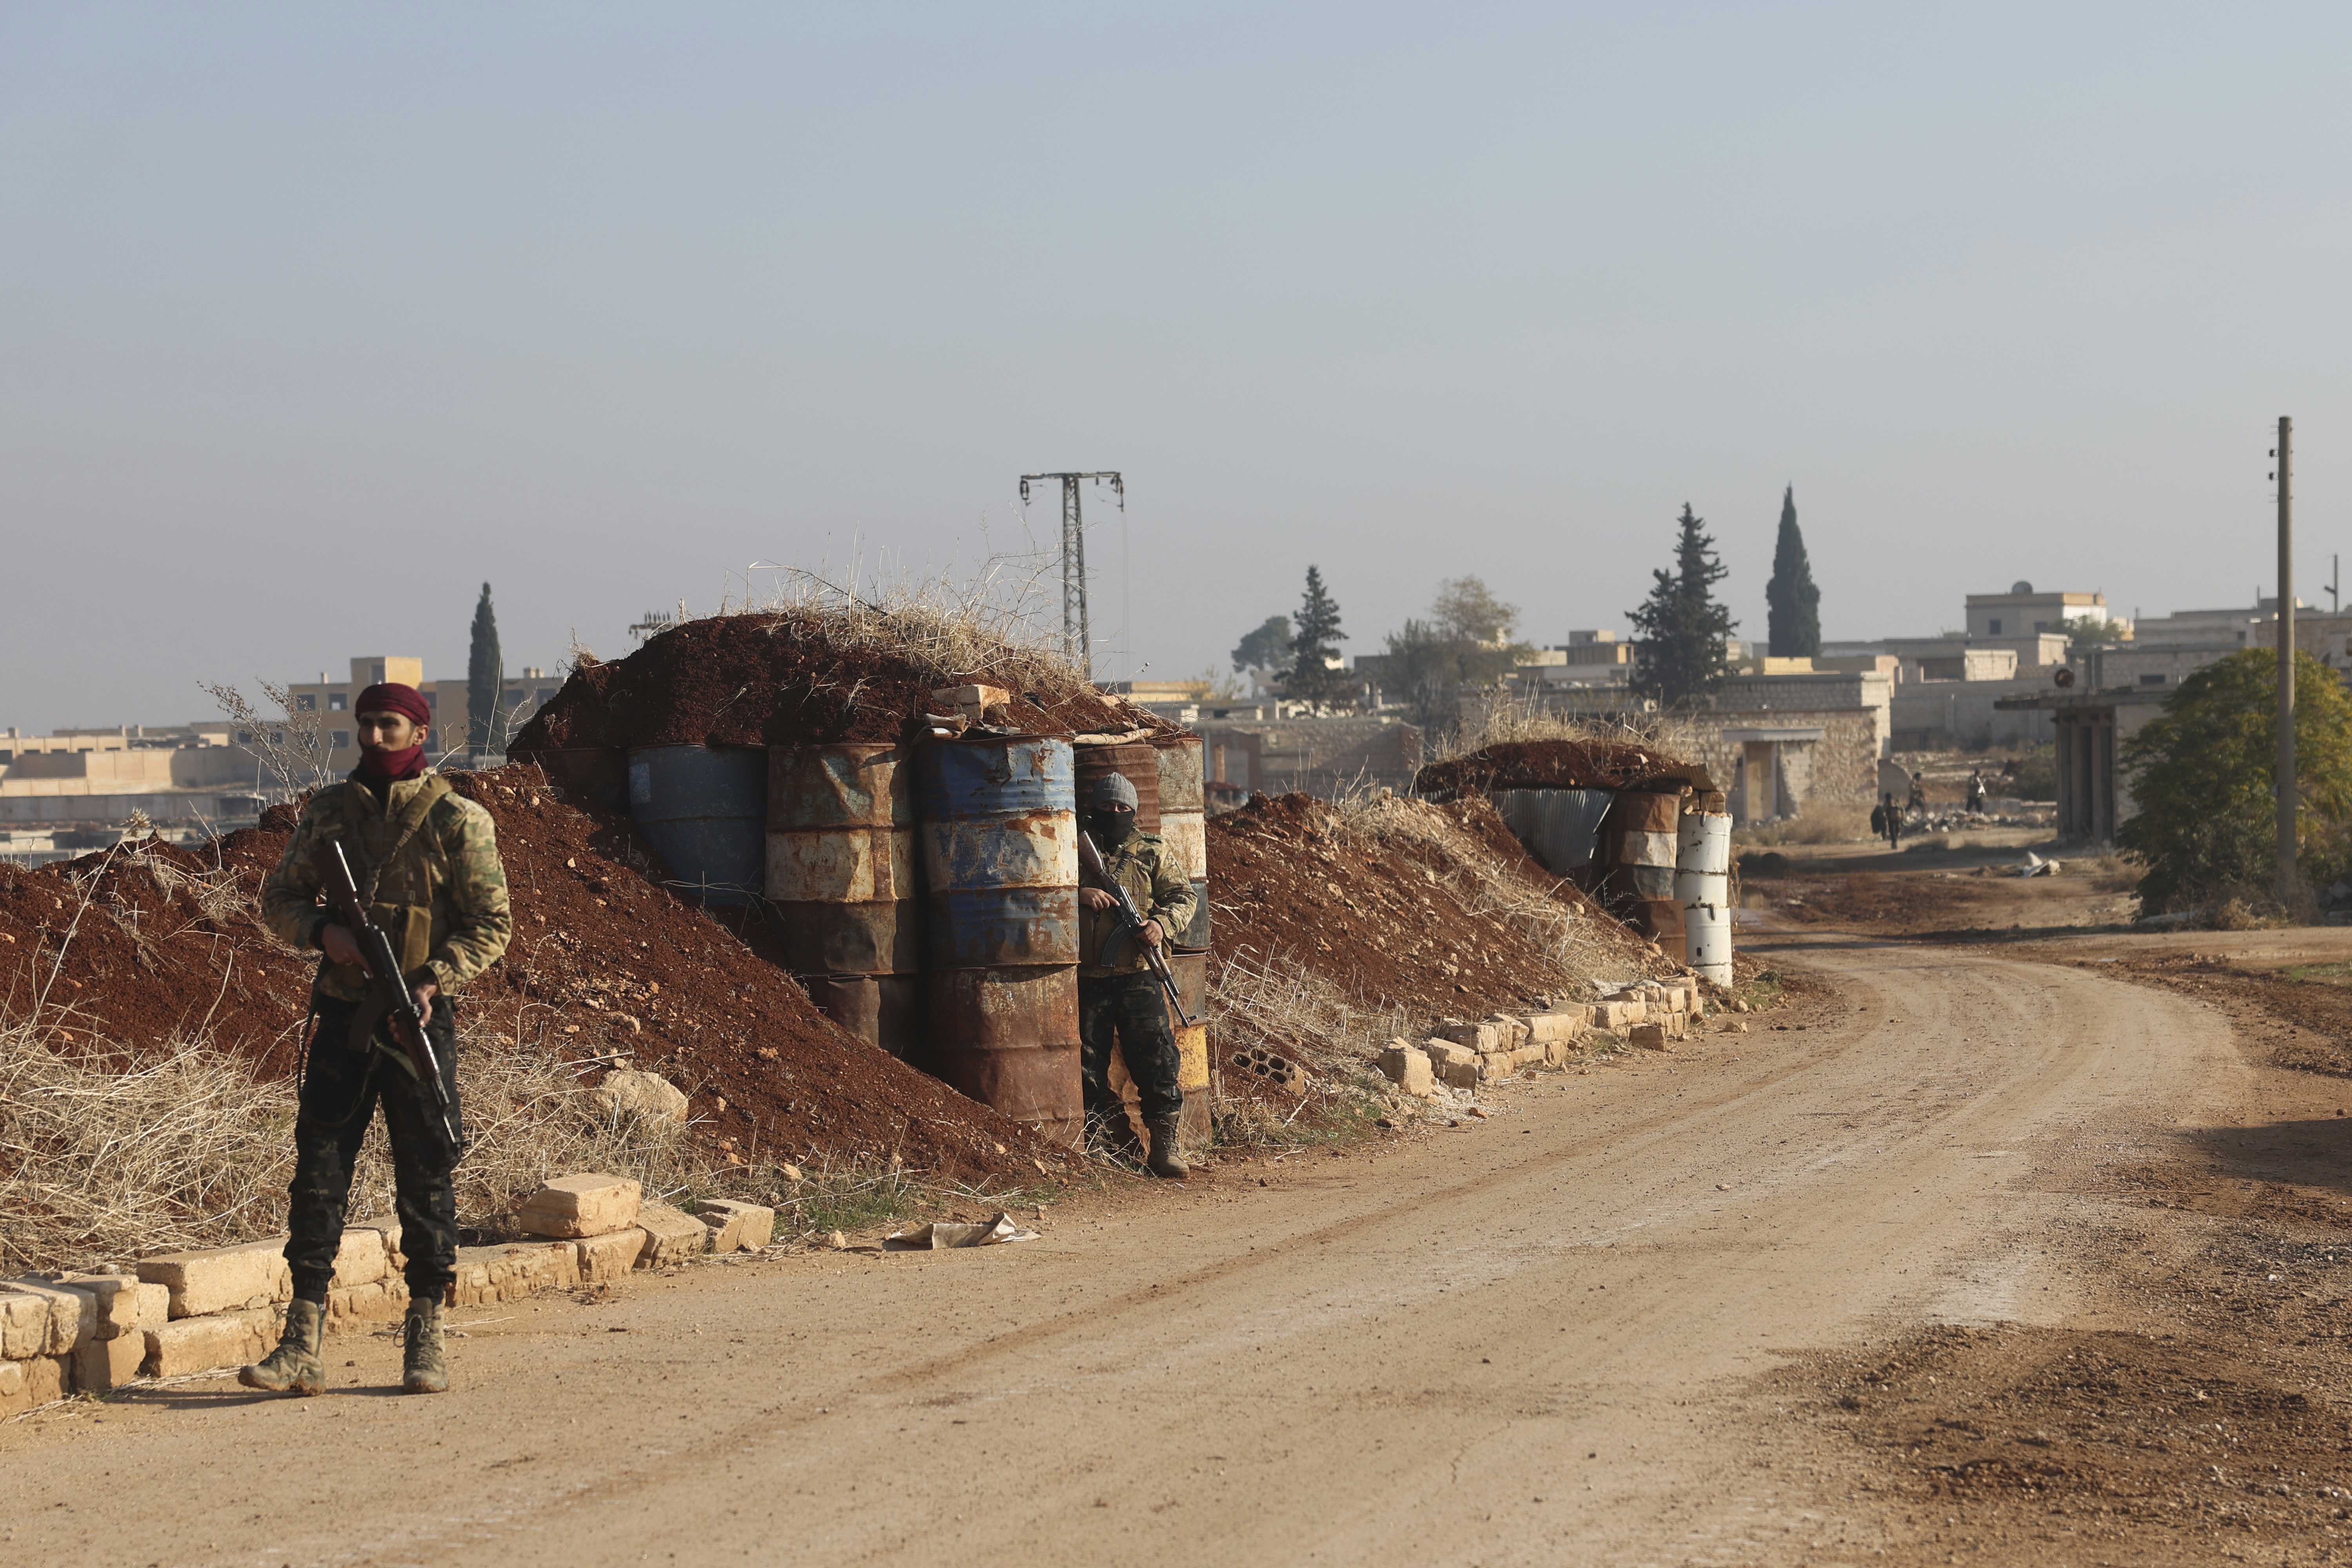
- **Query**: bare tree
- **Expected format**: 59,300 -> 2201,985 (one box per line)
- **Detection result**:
201,681 -> 336,802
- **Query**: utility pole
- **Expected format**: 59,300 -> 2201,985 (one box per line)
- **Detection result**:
1019,471 -> 1124,679
2276,417 -> 2296,899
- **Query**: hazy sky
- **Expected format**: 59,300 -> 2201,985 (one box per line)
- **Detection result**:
7,3 -> 2350,731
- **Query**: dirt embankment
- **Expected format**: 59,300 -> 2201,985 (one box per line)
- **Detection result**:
1412,737 -> 1706,799
1206,790 -> 1664,1021
513,611 -> 1169,751
2,765 -> 1081,1187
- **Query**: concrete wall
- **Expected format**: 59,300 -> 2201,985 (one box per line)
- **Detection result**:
0,791 -> 263,826
1196,717 -> 1422,797
1889,679 -> 2058,751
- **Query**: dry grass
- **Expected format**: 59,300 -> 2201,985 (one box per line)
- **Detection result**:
742,555 -> 1102,710
0,1004 -> 739,1274
1732,806 -> 1875,848
1429,690 -> 1668,765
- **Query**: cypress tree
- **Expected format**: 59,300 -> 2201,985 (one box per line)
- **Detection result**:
1627,505 -> 1737,708
1764,484 -> 1822,659
1288,566 -> 1348,706
467,583 -> 505,753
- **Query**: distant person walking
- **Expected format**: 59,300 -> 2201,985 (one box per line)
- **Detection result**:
1967,769 -> 1988,815
1873,792 -> 1905,850
1907,772 -> 1927,816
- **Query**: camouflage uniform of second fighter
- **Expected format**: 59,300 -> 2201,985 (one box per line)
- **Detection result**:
1076,824 -> 1199,1146
260,771 -> 513,1312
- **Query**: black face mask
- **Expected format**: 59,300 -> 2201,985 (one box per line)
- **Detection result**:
1091,809 -> 1136,846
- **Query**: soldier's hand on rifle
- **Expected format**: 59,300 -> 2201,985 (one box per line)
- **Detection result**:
1080,887 -> 1118,911
411,977 -> 437,1011
1140,918 -> 1163,949
320,921 -> 363,968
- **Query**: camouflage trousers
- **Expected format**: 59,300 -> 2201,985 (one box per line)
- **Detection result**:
283,995 -> 462,1306
1078,972 -> 1183,1130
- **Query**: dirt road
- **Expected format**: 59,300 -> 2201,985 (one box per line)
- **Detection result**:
4,934 -> 2239,1566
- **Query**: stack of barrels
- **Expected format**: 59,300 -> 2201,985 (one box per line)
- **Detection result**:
915,734 -> 1085,1147
766,744 -> 927,1059
612,726 -> 1213,1151
1598,790 -> 1686,947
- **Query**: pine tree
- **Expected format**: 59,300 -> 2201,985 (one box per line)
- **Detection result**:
1627,505 -> 1737,708
1764,485 -> 1821,659
1288,566 -> 1348,707
466,583 -> 505,754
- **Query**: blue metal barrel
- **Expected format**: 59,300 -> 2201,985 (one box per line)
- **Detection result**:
915,735 -> 1078,967
627,746 -> 768,905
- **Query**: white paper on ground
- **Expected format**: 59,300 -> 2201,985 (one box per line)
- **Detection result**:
883,1211 -> 1041,1251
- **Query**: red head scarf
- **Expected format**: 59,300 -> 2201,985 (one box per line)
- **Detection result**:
354,683 -> 431,782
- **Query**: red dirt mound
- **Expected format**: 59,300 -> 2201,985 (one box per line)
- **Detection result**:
3,766 -> 1082,1185
513,612 -> 1171,751
1413,739 -> 1710,798
0,837 -> 314,1069
1207,792 -> 1664,1021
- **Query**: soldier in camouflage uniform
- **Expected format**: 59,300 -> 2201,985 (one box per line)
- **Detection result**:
1076,772 -> 1199,1180
243,683 -> 512,1397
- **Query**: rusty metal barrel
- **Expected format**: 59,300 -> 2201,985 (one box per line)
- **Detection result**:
916,733 -> 1082,1144
915,735 -> 1078,967
1073,741 -> 1160,831
1603,791 -> 1684,943
626,745 -> 768,905
766,743 -> 926,1057
1153,733 -> 1210,950
766,744 -> 922,971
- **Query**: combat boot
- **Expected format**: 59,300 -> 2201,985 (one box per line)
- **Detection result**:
239,1299 -> 325,1396
1145,1114 -> 1189,1180
402,1299 -> 449,1394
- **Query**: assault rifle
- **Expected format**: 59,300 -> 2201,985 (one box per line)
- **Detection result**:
1076,831 -> 1194,1028
312,840 -> 463,1153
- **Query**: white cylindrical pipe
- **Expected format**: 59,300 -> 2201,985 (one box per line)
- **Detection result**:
1684,901 -> 1732,985
1676,811 -> 1734,984
1675,810 -> 1732,874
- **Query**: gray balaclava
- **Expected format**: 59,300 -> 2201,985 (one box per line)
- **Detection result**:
1089,773 -> 1139,811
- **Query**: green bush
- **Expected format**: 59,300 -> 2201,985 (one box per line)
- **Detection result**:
2007,744 -> 2057,801
2116,649 -> 2352,914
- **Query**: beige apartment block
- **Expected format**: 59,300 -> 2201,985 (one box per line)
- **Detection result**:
281,656 -> 560,773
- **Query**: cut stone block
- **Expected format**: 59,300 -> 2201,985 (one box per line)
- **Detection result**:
1508,1042 -> 1548,1068
1629,1023 -> 1671,1051
1375,1044 -> 1435,1098
0,1286 -> 57,1359
1421,1040 -> 1480,1069
1542,1037 -> 1576,1068
2,1279 -> 93,1354
1437,1059 -> 1479,1091
55,1273 -> 145,1340
133,1282 -> 169,1334
331,1226 -> 386,1289
518,1173 -> 644,1239
1594,1000 -> 1643,1031
697,1200 -> 775,1254
635,1202 -> 710,1269
1478,1051 -> 1517,1080
1526,1011 -> 1588,1044
0,1352 -> 66,1417
138,1238 -> 291,1319
145,1307 -> 278,1378
325,1278 -> 410,1332
575,1227 -> 650,1285
74,1329 -> 145,1393
447,1242 -> 581,1308
1435,1018 -> 1526,1053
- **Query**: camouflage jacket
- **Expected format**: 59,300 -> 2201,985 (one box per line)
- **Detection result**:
1077,831 -> 1200,978
261,772 -> 514,1002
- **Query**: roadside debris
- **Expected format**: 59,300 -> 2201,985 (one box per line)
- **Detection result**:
882,1212 -> 1040,1251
